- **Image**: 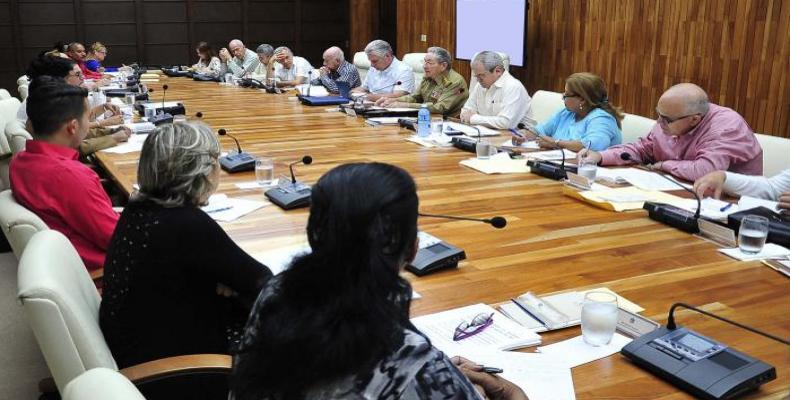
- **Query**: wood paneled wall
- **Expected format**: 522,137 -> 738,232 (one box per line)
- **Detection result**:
1,0 -> 349,95
351,0 -> 789,137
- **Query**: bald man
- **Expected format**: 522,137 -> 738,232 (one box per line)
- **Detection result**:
310,46 -> 361,94
219,39 -> 260,78
578,83 -> 762,181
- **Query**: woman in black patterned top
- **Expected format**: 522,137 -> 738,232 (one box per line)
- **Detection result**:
231,163 -> 527,400
100,122 -> 272,373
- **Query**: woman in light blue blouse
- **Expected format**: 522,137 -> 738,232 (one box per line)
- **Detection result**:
513,72 -> 623,152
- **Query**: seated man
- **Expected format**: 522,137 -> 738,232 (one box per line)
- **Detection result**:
694,169 -> 789,211
219,39 -> 260,78
66,42 -> 103,80
460,51 -> 536,130
10,79 -> 119,271
18,55 -> 130,156
377,47 -> 468,118
351,39 -> 415,101
579,83 -> 762,181
250,43 -> 274,81
311,46 -> 361,94
272,46 -> 314,87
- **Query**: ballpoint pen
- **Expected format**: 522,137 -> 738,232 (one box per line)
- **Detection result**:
719,203 -> 734,212
206,206 -> 233,214
480,366 -> 504,374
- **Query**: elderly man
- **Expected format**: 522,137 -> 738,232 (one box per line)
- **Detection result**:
310,46 -> 361,93
351,40 -> 415,101
579,83 -> 762,182
376,47 -> 468,117
460,51 -> 535,130
272,46 -> 314,87
66,42 -> 103,80
250,43 -> 274,81
219,39 -> 259,78
11,78 -> 119,271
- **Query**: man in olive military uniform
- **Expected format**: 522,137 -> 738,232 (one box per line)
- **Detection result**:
376,47 -> 469,118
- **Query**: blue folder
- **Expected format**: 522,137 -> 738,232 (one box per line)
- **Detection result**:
299,81 -> 352,106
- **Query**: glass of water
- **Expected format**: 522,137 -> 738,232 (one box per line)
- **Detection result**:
124,92 -> 136,105
581,291 -> 618,346
476,139 -> 495,159
255,158 -> 275,187
578,158 -> 598,181
430,117 -> 443,136
738,215 -> 770,254
225,73 -> 234,84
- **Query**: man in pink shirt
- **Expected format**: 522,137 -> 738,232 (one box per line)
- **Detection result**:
578,83 -> 763,182
10,78 -> 119,271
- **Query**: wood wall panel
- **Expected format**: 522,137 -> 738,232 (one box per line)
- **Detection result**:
379,0 -> 790,138
349,0 -> 378,53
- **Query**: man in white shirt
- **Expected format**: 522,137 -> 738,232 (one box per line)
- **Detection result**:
460,51 -> 536,130
694,169 -> 790,211
351,40 -> 415,101
219,39 -> 260,78
272,46 -> 314,87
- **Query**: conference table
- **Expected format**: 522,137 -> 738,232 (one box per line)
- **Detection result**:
94,77 -> 789,399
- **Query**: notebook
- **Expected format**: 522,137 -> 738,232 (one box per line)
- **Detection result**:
299,81 -> 352,106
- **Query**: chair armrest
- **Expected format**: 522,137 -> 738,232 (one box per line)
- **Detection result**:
119,354 -> 232,386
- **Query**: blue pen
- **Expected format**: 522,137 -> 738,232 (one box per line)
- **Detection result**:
508,128 -> 524,138
719,203 -> 734,212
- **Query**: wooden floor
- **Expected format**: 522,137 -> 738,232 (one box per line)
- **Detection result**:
95,78 -> 790,399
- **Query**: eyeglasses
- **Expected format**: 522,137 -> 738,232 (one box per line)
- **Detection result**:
562,93 -> 580,100
656,110 -> 699,124
453,312 -> 494,341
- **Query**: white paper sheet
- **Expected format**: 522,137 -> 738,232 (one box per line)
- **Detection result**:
526,149 -> 578,161
738,195 -> 780,213
500,138 -> 540,149
235,181 -> 277,190
366,117 -> 402,125
595,167 -> 690,191
537,333 -> 632,368
443,121 -> 500,137
295,84 -> 329,97
100,133 -> 149,154
672,197 -> 740,220
455,350 -> 575,400
201,194 -> 266,222
718,243 -> 790,261
460,152 -> 531,174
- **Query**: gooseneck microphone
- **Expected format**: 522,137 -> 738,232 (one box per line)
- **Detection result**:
369,80 -> 402,94
289,155 -> 313,184
418,212 -> 507,229
665,303 -> 789,345
161,84 -> 168,111
305,70 -> 313,97
217,128 -> 242,154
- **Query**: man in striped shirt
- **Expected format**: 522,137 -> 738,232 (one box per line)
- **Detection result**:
311,46 -> 361,94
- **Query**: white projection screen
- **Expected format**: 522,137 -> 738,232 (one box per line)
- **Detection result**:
455,0 -> 528,67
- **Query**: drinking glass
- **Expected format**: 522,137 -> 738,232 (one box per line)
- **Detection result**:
738,215 -> 769,254
578,158 -> 598,181
124,92 -> 136,105
173,114 -> 187,124
431,117 -> 443,136
255,158 -> 275,186
581,291 -> 618,346
224,73 -> 234,84
476,139 -> 495,159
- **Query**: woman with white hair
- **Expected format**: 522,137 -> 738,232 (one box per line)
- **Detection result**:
100,122 -> 272,378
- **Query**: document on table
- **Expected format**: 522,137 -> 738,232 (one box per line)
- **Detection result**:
411,303 -> 542,355
365,117 -> 402,125
595,167 -> 691,191
537,333 -> 632,368
235,181 -> 277,190
499,138 -> 540,149
525,149 -> 577,161
568,186 -> 688,212
443,121 -> 500,137
455,350 -> 575,400
100,133 -> 150,154
295,84 -> 329,97
718,243 -> 790,261
738,195 -> 780,213
460,152 -> 531,174
140,101 -> 181,110
201,194 -> 266,222
672,197 -> 741,221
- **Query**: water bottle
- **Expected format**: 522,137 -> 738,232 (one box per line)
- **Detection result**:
417,104 -> 430,137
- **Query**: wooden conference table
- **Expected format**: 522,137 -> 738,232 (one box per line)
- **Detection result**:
95,78 -> 789,399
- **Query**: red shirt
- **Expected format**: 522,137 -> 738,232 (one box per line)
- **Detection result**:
78,60 -> 103,80
10,140 -> 119,271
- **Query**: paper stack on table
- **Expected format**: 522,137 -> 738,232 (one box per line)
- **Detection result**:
460,152 -> 531,174
100,133 -> 150,154
564,186 -> 688,212
595,167 -> 691,191
201,194 -> 265,222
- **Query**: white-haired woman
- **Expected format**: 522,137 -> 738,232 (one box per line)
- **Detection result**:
99,122 -> 272,384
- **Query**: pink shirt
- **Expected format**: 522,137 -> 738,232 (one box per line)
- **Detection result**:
600,104 -> 763,181
10,140 -> 119,271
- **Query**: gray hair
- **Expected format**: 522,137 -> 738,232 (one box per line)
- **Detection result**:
256,44 -> 274,57
472,51 -> 505,72
427,47 -> 452,68
364,40 -> 393,58
326,46 -> 344,62
135,121 -> 221,208
273,46 -> 293,56
685,93 -> 710,115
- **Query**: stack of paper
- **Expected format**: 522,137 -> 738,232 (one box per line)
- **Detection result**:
444,121 -> 500,137
525,149 -> 577,161
411,303 -> 542,355
459,152 -> 531,174
595,167 -> 691,191
100,133 -> 149,154
563,186 -> 688,212
201,194 -> 266,222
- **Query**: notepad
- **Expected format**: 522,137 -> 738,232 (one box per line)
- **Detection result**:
459,152 -> 531,174
201,194 -> 266,222
411,303 -> 542,355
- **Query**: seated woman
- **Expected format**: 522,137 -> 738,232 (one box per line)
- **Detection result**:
513,72 -> 623,152
192,41 -> 222,77
100,122 -> 272,371
85,42 -> 117,73
231,162 -> 526,400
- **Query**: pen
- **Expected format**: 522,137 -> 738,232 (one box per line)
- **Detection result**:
508,128 -> 524,138
719,203 -> 734,212
480,366 -> 504,374
206,206 -> 233,214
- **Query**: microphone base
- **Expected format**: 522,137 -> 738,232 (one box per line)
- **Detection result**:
643,202 -> 699,233
451,137 -> 477,153
148,113 -> 173,126
219,152 -> 256,173
265,185 -> 311,210
526,160 -> 577,180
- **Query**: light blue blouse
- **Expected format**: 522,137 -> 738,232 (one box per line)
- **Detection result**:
535,108 -> 622,151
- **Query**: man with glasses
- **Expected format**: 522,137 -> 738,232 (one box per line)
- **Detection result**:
460,51 -> 535,130
578,83 -> 762,181
219,39 -> 260,78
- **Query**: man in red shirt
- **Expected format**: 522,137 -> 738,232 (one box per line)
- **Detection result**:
10,78 -> 119,271
66,42 -> 103,80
